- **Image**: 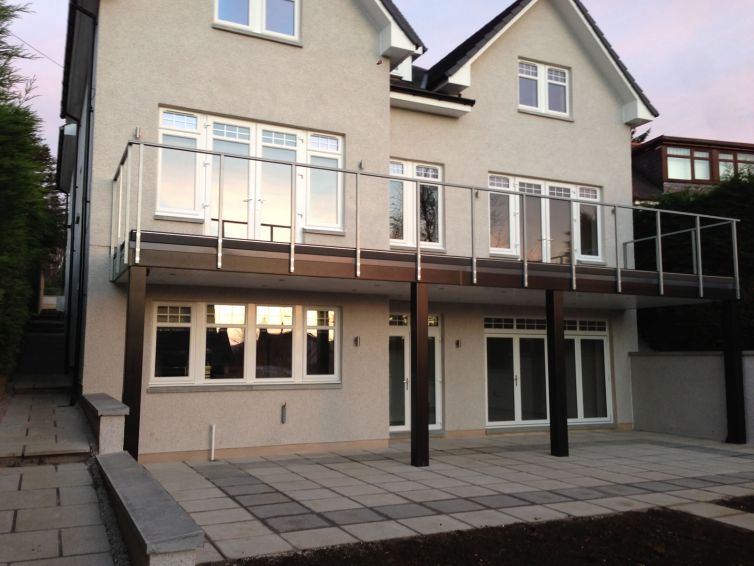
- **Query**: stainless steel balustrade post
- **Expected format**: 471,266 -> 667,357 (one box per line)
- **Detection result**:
290,163 -> 296,274
471,189 -> 477,284
570,200 -> 577,290
732,221 -> 741,300
695,215 -> 703,297
614,206 -> 622,293
123,145 -> 131,265
217,154 -> 224,269
135,143 -> 144,265
415,180 -> 421,281
355,172 -> 361,278
655,210 -> 663,295
521,193 -> 528,287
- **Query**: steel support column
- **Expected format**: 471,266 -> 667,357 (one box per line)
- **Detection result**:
546,289 -> 569,457
410,281 -> 430,467
122,266 -> 147,458
723,300 -> 746,444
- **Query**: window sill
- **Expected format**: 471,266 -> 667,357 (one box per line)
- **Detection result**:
154,213 -> 205,223
390,243 -> 447,254
517,108 -> 574,123
212,23 -> 302,48
577,257 -> 606,266
304,226 -> 345,236
147,382 -> 342,393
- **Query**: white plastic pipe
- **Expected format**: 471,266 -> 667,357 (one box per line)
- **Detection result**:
210,424 -> 216,462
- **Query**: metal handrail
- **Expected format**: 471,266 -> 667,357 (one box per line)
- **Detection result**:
110,140 -> 743,299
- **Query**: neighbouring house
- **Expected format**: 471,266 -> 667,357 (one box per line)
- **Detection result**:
632,135 -> 754,201
57,0 -> 745,465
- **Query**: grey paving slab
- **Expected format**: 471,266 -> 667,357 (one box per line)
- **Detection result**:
172,487 -> 226,501
704,485 -> 754,497
0,530 -> 60,562
515,491 -> 573,505
322,507 -> 385,525
15,503 -> 102,531
191,507 -> 254,526
590,497 -> 654,512
196,541 -> 224,565
442,485 -> 497,498
671,502 -> 742,519
630,493 -> 690,507
59,486 -> 97,506
594,484 -> 650,497
286,488 -> 339,501
282,527 -> 358,550
630,481 -> 684,492
449,509 -> 521,527
350,493 -> 407,507
236,492 -> 291,507
211,476 -> 264,487
425,498 -> 485,514
249,502 -> 310,519
303,497 -> 362,513
401,489 -> 454,503
266,513 -> 331,533
373,503 -> 435,520
398,514 -> 472,535
504,505 -> 569,523
671,488 -> 723,502
545,501 -> 614,517
0,510 -> 12,534
0,475 -> 20,492
331,484 -> 385,497
224,483 -> 276,496
470,494 -> 528,509
552,487 -> 605,500
714,513 -> 754,531
203,520 -> 272,541
180,497 -> 240,513
214,534 -> 293,559
61,525 -> 110,556
343,520 -> 417,542
0,488 -> 57,511
13,553 -> 114,566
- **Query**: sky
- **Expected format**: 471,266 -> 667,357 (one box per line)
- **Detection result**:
8,0 -> 754,155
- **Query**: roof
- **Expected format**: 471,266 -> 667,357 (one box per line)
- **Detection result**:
634,135 -> 754,154
390,79 -> 476,107
423,0 -> 658,117
379,0 -> 426,51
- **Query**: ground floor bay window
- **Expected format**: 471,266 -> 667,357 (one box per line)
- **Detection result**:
485,317 -> 611,427
150,302 -> 340,386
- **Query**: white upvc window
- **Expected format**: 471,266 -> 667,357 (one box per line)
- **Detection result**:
518,60 -> 570,116
158,108 -> 344,239
389,159 -> 444,249
149,302 -> 341,386
157,111 -> 204,220
215,0 -> 300,41
486,174 -> 602,263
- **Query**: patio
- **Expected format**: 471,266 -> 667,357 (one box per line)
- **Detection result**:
146,430 -> 754,563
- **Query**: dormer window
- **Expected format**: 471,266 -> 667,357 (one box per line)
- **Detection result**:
518,60 -> 570,117
216,0 -> 300,41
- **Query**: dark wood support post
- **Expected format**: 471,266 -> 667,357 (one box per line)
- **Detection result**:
546,289 -> 569,457
410,281 -> 429,467
122,266 -> 147,458
723,300 -> 746,444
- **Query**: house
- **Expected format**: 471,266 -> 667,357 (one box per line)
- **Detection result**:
57,0 -> 744,465
632,135 -> 754,201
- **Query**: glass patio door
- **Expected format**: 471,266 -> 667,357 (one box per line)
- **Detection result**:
389,329 -> 442,432
486,335 -> 549,425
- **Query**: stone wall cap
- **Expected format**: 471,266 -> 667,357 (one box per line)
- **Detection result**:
83,393 -> 130,416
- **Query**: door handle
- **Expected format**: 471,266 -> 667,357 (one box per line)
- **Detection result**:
514,375 -> 519,386
404,377 -> 409,390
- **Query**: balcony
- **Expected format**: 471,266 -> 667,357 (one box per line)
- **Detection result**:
108,140 -> 741,302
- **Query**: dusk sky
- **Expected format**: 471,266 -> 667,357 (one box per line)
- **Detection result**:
9,1 -> 754,154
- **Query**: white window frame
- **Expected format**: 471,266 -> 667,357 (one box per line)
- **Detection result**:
214,0 -> 301,41
157,109 -> 345,239
151,303 -> 197,385
157,111 -> 205,221
485,174 -> 602,264
389,159 -> 444,250
303,306 -> 341,383
305,133 -> 344,233
148,301 -> 342,386
518,59 -> 570,117
483,317 -> 612,428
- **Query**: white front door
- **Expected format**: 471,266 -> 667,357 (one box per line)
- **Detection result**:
389,324 -> 442,432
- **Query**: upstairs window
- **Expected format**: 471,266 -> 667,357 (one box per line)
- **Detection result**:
389,160 -> 444,248
216,0 -> 300,41
518,60 -> 570,116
